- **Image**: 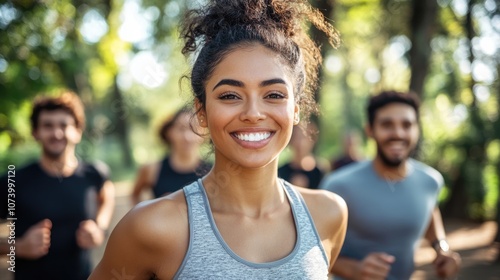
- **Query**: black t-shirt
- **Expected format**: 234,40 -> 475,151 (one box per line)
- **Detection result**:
0,161 -> 109,280
278,163 -> 324,189
153,156 -> 211,197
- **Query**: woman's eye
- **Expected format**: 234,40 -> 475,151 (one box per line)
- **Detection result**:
219,92 -> 240,100
266,92 -> 285,99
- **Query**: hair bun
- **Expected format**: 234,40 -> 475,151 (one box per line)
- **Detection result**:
181,0 -> 337,54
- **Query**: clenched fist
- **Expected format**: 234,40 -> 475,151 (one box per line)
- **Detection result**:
17,219 -> 52,259
76,219 -> 105,249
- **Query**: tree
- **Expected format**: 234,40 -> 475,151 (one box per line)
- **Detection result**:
0,1 -> 135,169
408,0 -> 438,98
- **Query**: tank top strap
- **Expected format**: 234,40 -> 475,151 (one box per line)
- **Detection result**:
281,179 -> 303,206
281,179 -> 329,264
182,178 -> 201,196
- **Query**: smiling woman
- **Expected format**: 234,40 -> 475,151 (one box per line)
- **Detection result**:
89,1 -> 348,279
200,45 -> 296,168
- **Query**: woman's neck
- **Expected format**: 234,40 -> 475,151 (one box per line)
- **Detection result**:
202,159 -> 285,217
169,150 -> 200,172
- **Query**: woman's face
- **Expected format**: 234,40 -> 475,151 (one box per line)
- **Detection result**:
199,44 -> 299,169
167,112 -> 203,152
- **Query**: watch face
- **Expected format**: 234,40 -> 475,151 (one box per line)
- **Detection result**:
435,239 -> 450,252
439,240 -> 450,252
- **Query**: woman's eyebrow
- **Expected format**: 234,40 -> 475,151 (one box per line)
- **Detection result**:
213,78 -> 287,91
213,79 -> 244,90
260,78 -> 287,87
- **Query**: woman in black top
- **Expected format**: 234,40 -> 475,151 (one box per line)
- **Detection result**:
131,107 -> 209,205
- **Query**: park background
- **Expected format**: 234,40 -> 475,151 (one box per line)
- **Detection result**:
0,0 -> 499,279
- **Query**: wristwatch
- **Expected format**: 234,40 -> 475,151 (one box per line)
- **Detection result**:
432,239 -> 450,253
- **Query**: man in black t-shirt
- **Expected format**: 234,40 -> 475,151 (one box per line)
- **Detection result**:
0,91 -> 115,280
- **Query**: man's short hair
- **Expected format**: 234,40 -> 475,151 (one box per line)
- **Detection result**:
367,90 -> 420,127
30,90 -> 86,131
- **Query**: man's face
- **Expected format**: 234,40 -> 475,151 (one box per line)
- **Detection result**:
33,110 -> 82,159
367,103 -> 419,167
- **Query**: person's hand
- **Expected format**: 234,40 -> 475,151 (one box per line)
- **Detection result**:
433,250 -> 461,279
17,219 -> 52,259
354,252 -> 395,280
76,219 -> 105,249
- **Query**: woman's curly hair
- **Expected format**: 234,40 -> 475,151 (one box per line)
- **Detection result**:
180,0 -> 339,121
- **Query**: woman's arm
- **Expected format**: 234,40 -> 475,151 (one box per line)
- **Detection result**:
131,164 -> 157,205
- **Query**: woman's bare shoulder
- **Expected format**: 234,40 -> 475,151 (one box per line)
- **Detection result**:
296,186 -> 346,211
111,191 -> 189,260
295,187 -> 347,230
125,190 -> 188,242
93,190 -> 189,279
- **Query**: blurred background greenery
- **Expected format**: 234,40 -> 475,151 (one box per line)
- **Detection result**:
0,0 -> 498,222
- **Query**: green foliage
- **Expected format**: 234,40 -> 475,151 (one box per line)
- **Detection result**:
1,0 -> 498,220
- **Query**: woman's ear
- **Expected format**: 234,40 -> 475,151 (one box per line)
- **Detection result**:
195,100 -> 208,128
293,104 -> 300,125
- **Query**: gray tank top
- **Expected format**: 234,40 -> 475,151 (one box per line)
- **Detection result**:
174,179 -> 329,279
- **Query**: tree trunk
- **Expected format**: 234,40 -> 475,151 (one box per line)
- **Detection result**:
309,0 -> 336,120
308,0 -> 337,154
407,0 -> 438,160
408,0 -> 438,97
111,77 -> 134,168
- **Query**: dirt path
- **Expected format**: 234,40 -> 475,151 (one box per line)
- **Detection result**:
1,182 -> 499,279
413,219 -> 499,280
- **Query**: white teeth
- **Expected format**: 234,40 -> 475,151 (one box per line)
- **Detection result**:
235,132 -> 271,142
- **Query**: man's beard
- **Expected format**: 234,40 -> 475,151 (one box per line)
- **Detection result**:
43,149 -> 64,160
42,142 -> 66,160
376,141 -> 415,168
